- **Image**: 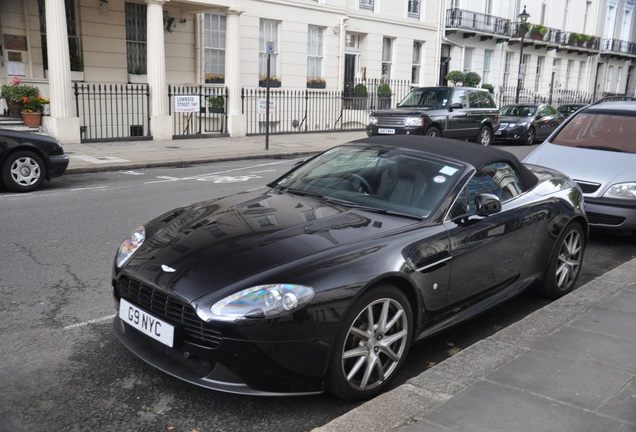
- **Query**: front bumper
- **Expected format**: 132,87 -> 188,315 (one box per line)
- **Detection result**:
494,126 -> 527,142
47,154 -> 69,179
584,197 -> 636,234
366,125 -> 426,136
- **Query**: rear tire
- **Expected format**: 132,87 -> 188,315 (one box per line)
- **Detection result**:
1,150 -> 46,192
327,285 -> 413,401
475,126 -> 493,146
425,127 -> 441,137
541,222 -> 585,298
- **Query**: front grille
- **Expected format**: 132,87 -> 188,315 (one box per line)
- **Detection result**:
575,180 -> 601,194
115,276 -> 222,348
585,211 -> 626,226
376,116 -> 407,127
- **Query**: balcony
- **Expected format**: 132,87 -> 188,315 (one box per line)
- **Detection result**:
600,38 -> 636,59
445,8 -> 511,41
509,22 -> 600,56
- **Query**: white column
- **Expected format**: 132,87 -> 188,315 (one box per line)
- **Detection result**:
42,0 -> 80,144
146,0 -> 172,140
226,8 -> 245,137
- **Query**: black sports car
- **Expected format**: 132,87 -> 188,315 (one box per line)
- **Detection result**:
112,136 -> 587,400
0,129 -> 69,192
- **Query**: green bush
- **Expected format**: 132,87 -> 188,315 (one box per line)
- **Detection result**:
377,83 -> 392,98
353,83 -> 368,97
463,71 -> 482,87
446,70 -> 465,85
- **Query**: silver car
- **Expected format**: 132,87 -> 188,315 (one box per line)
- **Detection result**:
524,99 -> 636,235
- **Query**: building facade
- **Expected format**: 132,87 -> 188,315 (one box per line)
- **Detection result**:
0,0 -> 634,144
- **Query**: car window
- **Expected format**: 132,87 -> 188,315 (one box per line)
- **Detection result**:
450,162 -> 523,218
468,91 -> 480,108
451,89 -> 468,108
477,91 -> 495,108
551,112 -> 636,153
397,88 -> 450,108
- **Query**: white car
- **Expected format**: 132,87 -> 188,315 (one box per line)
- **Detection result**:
524,99 -> 636,235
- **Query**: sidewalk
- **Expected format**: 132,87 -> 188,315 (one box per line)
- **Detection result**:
62,131 -> 636,432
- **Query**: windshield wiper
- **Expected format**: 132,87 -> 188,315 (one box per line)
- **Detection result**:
322,196 -> 423,220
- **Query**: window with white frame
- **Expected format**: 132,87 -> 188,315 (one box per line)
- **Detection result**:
562,0 -> 570,29
38,0 -> 83,72
307,26 -> 324,80
125,2 -> 146,74
584,1 -> 592,33
259,19 -> 279,80
382,37 -> 393,80
359,0 -> 375,11
535,56 -> 544,92
565,60 -> 574,90
577,60 -> 585,91
483,50 -> 493,84
503,52 -> 513,88
606,65 -> 613,92
408,0 -> 421,18
621,2 -> 634,41
617,67 -> 623,93
463,48 -> 473,72
522,54 -> 530,85
204,13 -> 226,82
412,41 -> 422,84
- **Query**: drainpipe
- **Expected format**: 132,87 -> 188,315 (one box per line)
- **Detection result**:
337,16 -> 348,92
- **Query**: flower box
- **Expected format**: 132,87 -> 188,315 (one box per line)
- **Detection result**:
259,79 -> 281,88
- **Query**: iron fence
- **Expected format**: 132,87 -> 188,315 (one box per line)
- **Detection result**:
168,85 -> 228,138
74,82 -> 150,143
493,86 -> 626,108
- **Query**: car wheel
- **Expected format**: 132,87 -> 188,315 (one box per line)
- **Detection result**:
327,285 -> 413,400
475,126 -> 493,146
541,222 -> 585,299
425,127 -> 441,137
1,150 -> 46,192
524,127 -> 536,145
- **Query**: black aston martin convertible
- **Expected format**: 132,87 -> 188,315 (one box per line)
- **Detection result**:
112,135 -> 587,400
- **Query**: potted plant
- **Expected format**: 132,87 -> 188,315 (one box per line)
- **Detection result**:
205,73 -> 225,84
21,95 -> 48,127
517,21 -> 531,36
1,77 -> 38,118
259,75 -> 281,88
446,70 -> 465,86
463,71 -> 482,87
352,83 -> 368,109
530,24 -> 548,40
570,33 -> 585,46
207,95 -> 225,113
128,66 -> 147,83
377,83 -> 392,109
307,77 -> 326,89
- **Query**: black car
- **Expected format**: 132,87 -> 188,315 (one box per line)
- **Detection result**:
112,135 -> 587,400
557,103 -> 588,118
366,87 -> 500,146
496,103 -> 564,145
0,129 -> 69,192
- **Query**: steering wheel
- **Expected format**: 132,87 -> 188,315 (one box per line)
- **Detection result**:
346,173 -> 373,194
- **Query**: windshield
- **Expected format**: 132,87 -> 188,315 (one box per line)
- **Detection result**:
271,146 -> 464,218
551,112 -> 636,153
397,88 -> 452,108
500,105 -> 537,116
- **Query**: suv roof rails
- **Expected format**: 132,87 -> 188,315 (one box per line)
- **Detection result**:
591,95 -> 636,106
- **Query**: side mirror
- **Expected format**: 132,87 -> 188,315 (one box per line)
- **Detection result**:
449,102 -> 464,111
475,193 -> 502,216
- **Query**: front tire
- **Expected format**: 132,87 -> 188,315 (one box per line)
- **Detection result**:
1,150 -> 46,192
524,127 -> 536,145
475,126 -> 493,146
425,127 -> 441,137
327,285 -> 413,400
541,222 -> 585,298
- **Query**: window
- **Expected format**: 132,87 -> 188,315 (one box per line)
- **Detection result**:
450,162 -> 523,218
204,14 -> 226,82
412,42 -> 422,84
259,19 -> 279,80
562,0 -> 570,29
617,67 -> 623,93
606,65 -> 614,92
125,2 -> 147,74
463,48 -> 473,72
451,88 -> 468,108
565,60 -> 574,90
307,26 -> 324,80
535,56 -> 544,92
577,61 -> 585,91
503,52 -> 513,88
583,1 -> 592,33
382,37 -> 393,80
483,50 -> 493,84
408,0 -> 421,18
38,0 -> 82,72
359,0 -> 375,11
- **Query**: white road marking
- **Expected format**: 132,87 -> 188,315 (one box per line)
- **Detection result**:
120,170 -> 146,176
63,314 -> 116,330
69,186 -> 109,192
144,160 -> 298,184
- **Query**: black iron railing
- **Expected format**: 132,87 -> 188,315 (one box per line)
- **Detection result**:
168,85 -> 229,138
446,8 -> 510,37
74,82 -> 151,143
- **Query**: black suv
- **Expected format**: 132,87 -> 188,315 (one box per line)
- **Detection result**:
366,86 -> 500,146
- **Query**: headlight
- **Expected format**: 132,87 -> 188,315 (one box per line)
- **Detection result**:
116,226 -> 145,268
369,116 -> 378,125
202,284 -> 314,322
404,117 -> 423,127
604,182 -> 636,199
507,122 -> 528,128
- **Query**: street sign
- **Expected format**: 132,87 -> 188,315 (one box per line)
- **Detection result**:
174,95 -> 200,113
258,98 -> 275,114
266,41 -> 275,54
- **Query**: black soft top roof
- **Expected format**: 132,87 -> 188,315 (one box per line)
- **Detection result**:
349,135 -> 539,190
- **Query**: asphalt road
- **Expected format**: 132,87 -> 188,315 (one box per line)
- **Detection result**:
1,154 -> 634,432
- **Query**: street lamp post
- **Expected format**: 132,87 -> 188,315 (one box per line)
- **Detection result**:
515,5 -> 530,104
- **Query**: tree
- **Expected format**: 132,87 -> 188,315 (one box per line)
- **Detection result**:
463,72 -> 482,87
446,70 -> 465,86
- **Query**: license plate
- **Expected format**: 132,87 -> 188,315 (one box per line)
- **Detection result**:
119,298 -> 175,347
378,128 -> 395,134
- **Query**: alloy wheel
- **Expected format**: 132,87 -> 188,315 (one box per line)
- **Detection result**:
555,228 -> 584,292
11,156 -> 42,187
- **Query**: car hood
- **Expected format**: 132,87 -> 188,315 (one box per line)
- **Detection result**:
524,142 -> 636,193
122,188 -> 417,301
499,116 -> 527,123
371,106 -> 443,116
